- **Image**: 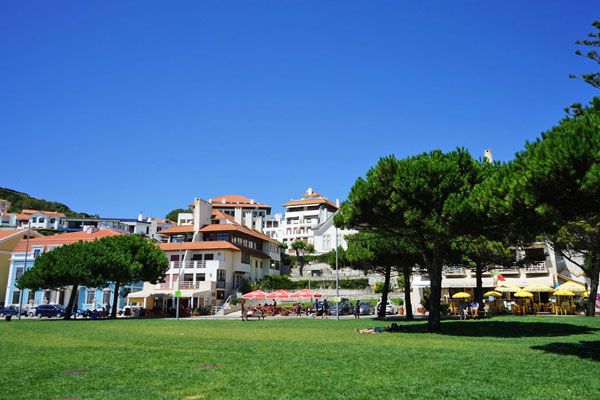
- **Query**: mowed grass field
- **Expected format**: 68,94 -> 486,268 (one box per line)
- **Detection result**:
1,316 -> 600,400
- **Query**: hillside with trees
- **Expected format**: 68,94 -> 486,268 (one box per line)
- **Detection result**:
0,187 -> 94,217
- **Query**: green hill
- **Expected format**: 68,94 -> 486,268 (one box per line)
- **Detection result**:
0,187 -> 93,217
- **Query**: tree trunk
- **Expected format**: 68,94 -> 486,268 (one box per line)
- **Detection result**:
295,250 -> 304,276
65,283 -> 78,320
586,259 -> 599,317
427,261 -> 443,333
110,281 -> 120,319
377,266 -> 392,319
403,266 -> 413,321
475,264 -> 484,305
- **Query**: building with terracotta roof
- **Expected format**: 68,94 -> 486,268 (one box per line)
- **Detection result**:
279,188 -> 341,253
0,228 -> 42,306
16,209 -> 66,230
4,228 -> 129,311
128,198 -> 281,311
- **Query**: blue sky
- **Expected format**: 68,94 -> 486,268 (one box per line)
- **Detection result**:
1,1 -> 597,217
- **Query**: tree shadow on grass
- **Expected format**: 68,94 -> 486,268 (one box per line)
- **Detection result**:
395,321 -> 598,338
531,341 -> 600,362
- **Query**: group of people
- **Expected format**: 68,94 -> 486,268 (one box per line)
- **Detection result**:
459,301 -> 480,319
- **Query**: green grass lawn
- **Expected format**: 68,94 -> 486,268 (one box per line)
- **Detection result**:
1,316 -> 599,400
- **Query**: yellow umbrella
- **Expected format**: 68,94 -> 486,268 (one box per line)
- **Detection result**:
452,292 -> 472,299
582,291 -> 590,297
484,291 -> 502,298
554,289 -> 576,296
555,282 -> 586,293
523,283 -> 554,292
514,290 -> 534,298
495,285 -> 520,293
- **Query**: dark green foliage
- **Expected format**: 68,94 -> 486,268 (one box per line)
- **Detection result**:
0,187 -> 93,217
569,20 -> 600,88
165,208 -> 190,222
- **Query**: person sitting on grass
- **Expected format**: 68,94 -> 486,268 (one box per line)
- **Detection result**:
470,300 -> 479,318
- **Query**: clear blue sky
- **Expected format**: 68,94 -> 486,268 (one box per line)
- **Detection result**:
1,1 -> 597,217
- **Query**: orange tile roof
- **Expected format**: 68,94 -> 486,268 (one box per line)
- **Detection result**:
13,229 -> 123,253
211,210 -> 235,222
0,229 -> 41,241
283,198 -> 338,209
159,241 -> 240,252
21,209 -> 66,217
157,225 -> 195,235
200,222 -> 279,244
209,194 -> 271,209
16,214 -> 31,220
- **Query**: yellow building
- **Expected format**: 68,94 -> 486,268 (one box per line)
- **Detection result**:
0,229 -> 42,306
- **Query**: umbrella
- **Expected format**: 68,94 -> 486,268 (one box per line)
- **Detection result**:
451,292 -> 471,299
495,285 -> 520,293
555,282 -> 586,293
513,290 -> 534,298
266,290 -> 291,299
553,289 -> 575,296
483,291 -> 502,298
290,289 -> 321,298
241,290 -> 267,299
523,283 -> 555,311
582,291 -> 590,297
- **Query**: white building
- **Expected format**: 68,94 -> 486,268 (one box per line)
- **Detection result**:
128,198 -> 281,310
18,209 -> 66,230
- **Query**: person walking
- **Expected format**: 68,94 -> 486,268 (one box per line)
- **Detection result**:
354,301 -> 360,319
322,299 -> 329,319
241,302 -> 248,321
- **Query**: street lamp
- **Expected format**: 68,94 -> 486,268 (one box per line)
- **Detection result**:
335,226 -> 339,321
174,235 -> 185,321
18,220 -> 32,320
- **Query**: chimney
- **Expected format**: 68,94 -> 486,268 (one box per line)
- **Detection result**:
484,149 -> 493,163
234,207 -> 243,224
307,187 -> 313,195
244,211 -> 252,228
254,215 -> 263,233
138,212 -> 143,222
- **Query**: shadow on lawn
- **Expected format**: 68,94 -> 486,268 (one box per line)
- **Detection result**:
531,341 -> 600,362
396,321 -> 598,338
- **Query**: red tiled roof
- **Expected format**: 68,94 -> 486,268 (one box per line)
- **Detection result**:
211,210 -> 235,222
283,198 -> 338,209
200,222 -> 279,244
157,225 -> 195,235
16,214 -> 31,220
13,229 -> 123,253
209,194 -> 271,209
159,241 -> 239,252
0,229 -> 41,241
21,209 -> 66,217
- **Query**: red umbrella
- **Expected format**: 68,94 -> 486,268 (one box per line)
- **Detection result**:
266,290 -> 291,299
290,289 -> 322,298
242,290 -> 267,299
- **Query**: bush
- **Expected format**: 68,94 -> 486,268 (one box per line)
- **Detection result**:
373,282 -> 385,293
230,297 -> 239,306
192,306 -> 211,316
440,301 -> 449,315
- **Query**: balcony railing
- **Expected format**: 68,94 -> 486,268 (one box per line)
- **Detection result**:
524,261 -> 548,273
155,281 -> 203,290
444,267 -> 466,276
170,261 -> 207,269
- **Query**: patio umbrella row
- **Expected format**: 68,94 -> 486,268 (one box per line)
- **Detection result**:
452,280 -> 587,300
241,289 -> 322,300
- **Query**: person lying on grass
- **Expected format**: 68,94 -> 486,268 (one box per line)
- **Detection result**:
355,323 -> 403,334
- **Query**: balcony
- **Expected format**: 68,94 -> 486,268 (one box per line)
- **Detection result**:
169,261 -> 207,270
525,261 -> 548,274
497,266 -> 520,275
444,267 -> 466,277
155,281 -> 203,290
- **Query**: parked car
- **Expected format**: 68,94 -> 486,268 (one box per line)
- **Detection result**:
328,300 -> 353,316
0,305 -> 21,317
34,305 -> 65,318
358,301 -> 373,315
26,306 -> 39,317
375,300 -> 398,315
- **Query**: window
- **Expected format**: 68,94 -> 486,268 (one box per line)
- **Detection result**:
38,218 -> 45,223
33,249 -> 41,258
102,290 -> 112,305
27,290 -> 35,303
216,290 -> 225,300
204,254 -> 214,261
241,253 -> 250,264
183,274 -> 194,282
31,217 -> 37,223
12,290 -> 20,304
43,290 -> 51,303
86,288 -> 96,304
170,255 -> 180,261
50,218 -> 56,224
197,273 -> 206,281
15,266 -> 25,280
217,269 -> 226,281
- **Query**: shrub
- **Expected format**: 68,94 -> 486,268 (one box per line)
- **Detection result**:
230,297 -> 239,306
373,282 -> 385,293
